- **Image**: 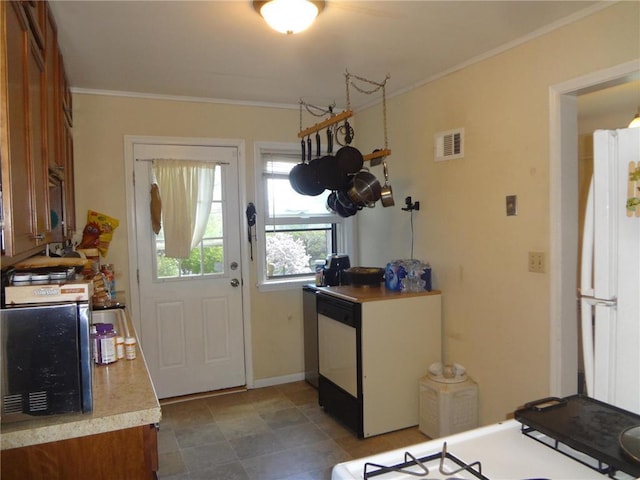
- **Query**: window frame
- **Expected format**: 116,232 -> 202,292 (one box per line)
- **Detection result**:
254,141 -> 356,291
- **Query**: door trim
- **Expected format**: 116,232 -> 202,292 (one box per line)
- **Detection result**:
548,60 -> 639,397
123,135 -> 254,389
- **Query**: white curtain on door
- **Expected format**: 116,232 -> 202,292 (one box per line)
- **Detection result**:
152,159 -> 215,258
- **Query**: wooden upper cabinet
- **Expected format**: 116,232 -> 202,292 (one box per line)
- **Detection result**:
21,0 -> 45,52
27,26 -> 50,241
2,0 -> 74,261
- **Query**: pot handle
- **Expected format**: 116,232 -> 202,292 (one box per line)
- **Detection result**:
316,131 -> 321,158
383,160 -> 390,183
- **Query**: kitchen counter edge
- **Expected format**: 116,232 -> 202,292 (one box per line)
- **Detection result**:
314,284 -> 441,303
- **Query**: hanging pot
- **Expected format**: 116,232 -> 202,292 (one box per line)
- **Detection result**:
380,161 -> 395,207
337,189 -> 360,216
347,169 -> 382,207
336,145 -> 364,175
333,197 -> 354,218
326,191 -> 338,213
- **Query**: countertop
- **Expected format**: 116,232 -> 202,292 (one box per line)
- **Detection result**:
0,308 -> 161,450
314,284 -> 441,303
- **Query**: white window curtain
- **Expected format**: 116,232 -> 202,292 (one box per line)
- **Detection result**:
152,159 -> 215,259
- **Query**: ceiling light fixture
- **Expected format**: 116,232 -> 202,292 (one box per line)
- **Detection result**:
629,107 -> 640,128
253,0 -> 325,35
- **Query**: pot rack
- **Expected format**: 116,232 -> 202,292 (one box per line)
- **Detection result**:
297,71 -> 391,163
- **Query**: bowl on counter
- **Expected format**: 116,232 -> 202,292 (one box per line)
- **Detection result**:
343,267 -> 385,287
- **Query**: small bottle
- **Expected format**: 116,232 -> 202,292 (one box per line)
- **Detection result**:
124,337 -> 137,360
90,324 -> 98,363
314,260 -> 326,286
115,336 -> 125,360
95,323 -> 117,365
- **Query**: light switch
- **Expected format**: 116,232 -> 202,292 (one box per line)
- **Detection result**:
506,195 -> 517,216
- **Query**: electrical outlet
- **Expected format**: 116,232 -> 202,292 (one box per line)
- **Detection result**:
528,251 -> 545,273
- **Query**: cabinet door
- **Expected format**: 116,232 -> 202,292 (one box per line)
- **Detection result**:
2,2 -> 32,257
62,117 -> 76,237
1,1 -> 49,258
27,28 -> 50,241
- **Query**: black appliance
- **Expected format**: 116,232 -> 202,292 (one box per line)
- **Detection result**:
515,394 -> 640,478
323,254 -> 351,286
1,283 -> 93,423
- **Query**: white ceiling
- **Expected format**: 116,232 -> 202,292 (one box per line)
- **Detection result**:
48,0 -> 611,110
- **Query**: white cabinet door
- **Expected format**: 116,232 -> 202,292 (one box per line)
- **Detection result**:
361,294 -> 442,437
318,313 -> 357,397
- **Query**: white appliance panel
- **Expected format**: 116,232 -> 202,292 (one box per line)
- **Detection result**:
579,128 -> 640,414
318,313 -> 357,397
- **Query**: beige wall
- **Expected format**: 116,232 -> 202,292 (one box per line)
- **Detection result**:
72,96 -> 306,382
72,2 -> 639,423
355,1 -> 639,423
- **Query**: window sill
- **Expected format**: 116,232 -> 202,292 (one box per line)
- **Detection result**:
257,277 -> 315,293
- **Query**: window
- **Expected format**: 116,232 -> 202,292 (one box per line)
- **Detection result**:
155,165 -> 224,279
255,142 -> 355,290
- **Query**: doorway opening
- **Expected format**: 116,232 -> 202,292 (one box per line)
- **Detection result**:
549,60 -> 640,397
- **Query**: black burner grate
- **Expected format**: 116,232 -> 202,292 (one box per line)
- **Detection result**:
363,442 -> 489,479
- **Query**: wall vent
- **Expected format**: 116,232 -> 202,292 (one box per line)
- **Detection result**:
435,128 -> 464,161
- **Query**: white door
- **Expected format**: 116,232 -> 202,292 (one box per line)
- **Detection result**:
132,142 -> 245,398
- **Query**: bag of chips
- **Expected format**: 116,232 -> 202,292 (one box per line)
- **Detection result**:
78,210 -> 120,257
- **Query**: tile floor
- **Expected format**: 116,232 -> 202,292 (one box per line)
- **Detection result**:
157,381 -> 430,480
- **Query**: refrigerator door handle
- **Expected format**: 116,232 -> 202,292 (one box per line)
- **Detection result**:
578,294 -> 617,307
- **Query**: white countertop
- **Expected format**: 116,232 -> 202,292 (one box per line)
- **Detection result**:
0,308 -> 161,450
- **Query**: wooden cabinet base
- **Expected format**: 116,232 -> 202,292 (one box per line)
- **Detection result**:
1,424 -> 158,480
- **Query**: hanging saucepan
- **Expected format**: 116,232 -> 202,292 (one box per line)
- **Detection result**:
347,168 -> 382,207
380,160 -> 395,207
336,145 -> 364,175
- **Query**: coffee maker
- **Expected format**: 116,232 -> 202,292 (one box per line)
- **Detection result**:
323,254 -> 351,286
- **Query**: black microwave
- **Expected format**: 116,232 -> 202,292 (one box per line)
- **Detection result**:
0,302 -> 93,423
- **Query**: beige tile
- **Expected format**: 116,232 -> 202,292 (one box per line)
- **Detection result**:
156,382 -> 434,480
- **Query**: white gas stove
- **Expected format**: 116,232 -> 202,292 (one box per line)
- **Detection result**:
331,419 -> 639,480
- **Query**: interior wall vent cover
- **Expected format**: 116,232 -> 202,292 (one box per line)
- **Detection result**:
435,128 -> 464,161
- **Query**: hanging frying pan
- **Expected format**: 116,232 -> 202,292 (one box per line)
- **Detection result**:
316,127 -> 349,191
336,145 -> 364,175
289,139 -> 308,195
290,137 -> 324,196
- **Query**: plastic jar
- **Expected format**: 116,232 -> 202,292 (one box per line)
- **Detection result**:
124,337 -> 137,360
95,323 -> 117,365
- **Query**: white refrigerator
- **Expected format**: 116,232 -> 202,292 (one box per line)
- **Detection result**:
579,127 -> 640,414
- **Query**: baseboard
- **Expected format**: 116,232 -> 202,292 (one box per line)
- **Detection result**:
251,372 -> 305,389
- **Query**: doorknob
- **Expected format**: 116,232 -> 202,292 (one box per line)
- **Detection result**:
230,278 -> 240,287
